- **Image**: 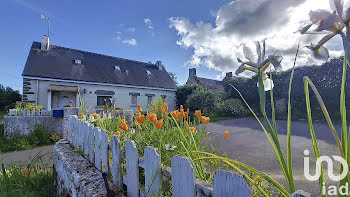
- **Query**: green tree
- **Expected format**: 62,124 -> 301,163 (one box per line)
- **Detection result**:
0,85 -> 21,110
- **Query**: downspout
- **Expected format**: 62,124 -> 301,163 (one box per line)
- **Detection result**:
35,79 -> 39,104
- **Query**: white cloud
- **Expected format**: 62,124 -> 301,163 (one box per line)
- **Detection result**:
122,38 -> 137,46
144,18 -> 154,29
127,27 -> 136,32
169,0 -> 348,76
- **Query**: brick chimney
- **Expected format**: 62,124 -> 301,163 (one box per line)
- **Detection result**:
189,68 -> 196,78
41,35 -> 50,51
225,72 -> 232,78
155,61 -> 163,70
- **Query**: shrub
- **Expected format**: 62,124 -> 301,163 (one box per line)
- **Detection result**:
0,85 -> 21,111
0,125 -> 58,152
15,103 -> 43,111
186,86 -> 220,115
214,99 -> 247,117
175,84 -> 204,108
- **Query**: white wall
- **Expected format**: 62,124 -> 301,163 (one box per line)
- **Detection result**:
26,78 -> 176,113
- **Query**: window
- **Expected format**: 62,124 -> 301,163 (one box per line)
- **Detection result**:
129,92 -> 140,106
131,95 -> 137,105
147,96 -> 153,105
97,96 -> 112,106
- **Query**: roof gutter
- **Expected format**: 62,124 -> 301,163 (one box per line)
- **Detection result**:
23,76 -> 176,92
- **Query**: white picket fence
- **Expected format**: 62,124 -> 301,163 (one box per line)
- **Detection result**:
8,109 -> 52,116
67,116 -> 252,197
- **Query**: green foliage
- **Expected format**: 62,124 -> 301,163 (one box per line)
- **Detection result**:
223,56 -> 350,121
15,102 -> 43,111
0,125 -> 59,152
186,86 -> 220,115
214,98 -> 248,117
0,156 -> 53,196
175,84 -> 204,108
0,85 -> 21,111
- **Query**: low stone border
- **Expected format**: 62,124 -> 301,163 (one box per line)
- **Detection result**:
54,139 -> 110,197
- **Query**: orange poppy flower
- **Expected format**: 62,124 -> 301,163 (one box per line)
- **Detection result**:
189,127 -> 196,134
147,113 -> 157,123
85,109 -> 88,114
137,115 -> 145,124
224,131 -> 229,139
92,113 -> 98,119
153,104 -> 156,111
155,119 -> 163,129
195,110 -> 201,118
38,169 -> 43,173
203,137 -> 207,143
138,104 -> 142,112
184,121 -> 189,128
109,186 -> 115,191
180,105 -> 184,110
136,111 -> 141,117
104,98 -> 107,103
115,130 -> 121,136
200,116 -> 210,124
180,109 -> 185,118
81,113 -> 85,118
164,103 -> 168,112
119,119 -> 128,131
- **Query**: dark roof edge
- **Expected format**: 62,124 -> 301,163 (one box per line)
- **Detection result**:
23,75 -> 176,91
31,41 -> 160,68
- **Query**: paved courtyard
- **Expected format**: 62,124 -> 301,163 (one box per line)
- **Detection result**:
206,117 -> 341,196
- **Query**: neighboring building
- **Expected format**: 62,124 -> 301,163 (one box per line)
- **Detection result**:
186,68 -> 232,91
22,35 -> 177,112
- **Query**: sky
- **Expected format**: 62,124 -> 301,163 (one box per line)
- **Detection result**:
0,0 -> 347,92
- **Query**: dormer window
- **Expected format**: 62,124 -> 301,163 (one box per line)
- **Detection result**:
146,70 -> 151,75
114,66 -> 120,71
74,59 -> 82,65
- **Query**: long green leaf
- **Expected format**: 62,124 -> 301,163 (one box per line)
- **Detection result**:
286,43 -> 300,189
303,79 -> 326,197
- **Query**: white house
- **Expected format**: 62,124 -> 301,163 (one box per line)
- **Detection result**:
22,36 -> 177,112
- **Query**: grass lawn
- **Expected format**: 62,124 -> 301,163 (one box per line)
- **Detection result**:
0,155 -> 54,197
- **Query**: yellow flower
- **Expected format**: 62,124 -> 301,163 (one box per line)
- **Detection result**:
224,130 -> 229,139
81,113 -> 85,118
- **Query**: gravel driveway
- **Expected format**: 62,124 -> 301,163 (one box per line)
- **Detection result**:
206,117 -> 341,196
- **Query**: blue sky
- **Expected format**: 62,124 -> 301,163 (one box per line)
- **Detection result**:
1,0 -> 346,92
0,0 -> 229,92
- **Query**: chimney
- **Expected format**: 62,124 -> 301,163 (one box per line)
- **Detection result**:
189,68 -> 196,78
225,72 -> 232,78
41,35 -> 50,51
155,61 -> 163,70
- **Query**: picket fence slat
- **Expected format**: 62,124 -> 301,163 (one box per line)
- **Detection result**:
213,169 -> 251,197
88,125 -> 95,164
111,135 -> 123,190
126,140 -> 139,197
171,155 -> 195,197
101,130 -> 109,173
95,128 -> 102,171
144,147 -> 161,197
83,123 -> 89,157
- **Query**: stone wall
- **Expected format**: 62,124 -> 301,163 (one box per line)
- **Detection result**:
4,107 -> 78,137
54,139 -> 110,197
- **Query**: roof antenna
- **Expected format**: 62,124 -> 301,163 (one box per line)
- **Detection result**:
40,14 -> 50,37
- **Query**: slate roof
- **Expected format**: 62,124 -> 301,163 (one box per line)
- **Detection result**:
22,42 -> 177,89
197,77 -> 225,91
